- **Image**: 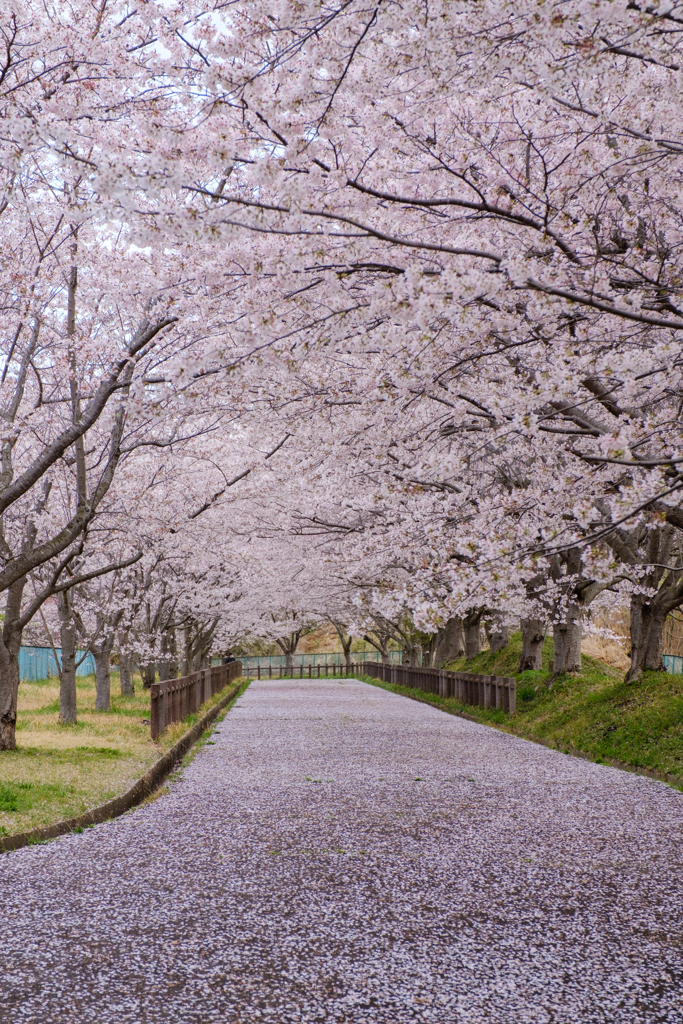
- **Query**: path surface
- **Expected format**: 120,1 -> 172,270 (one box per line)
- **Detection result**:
2,679 -> 683,1023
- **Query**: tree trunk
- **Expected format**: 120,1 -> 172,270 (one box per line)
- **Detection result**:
489,625 -> 510,653
402,642 -> 420,667
94,639 -> 115,711
158,627 -> 172,681
119,653 -> 134,695
464,610 -> 483,660
275,629 -> 303,674
518,618 -> 545,672
167,625 -> 178,679
158,627 -> 178,681
343,642 -> 352,670
627,594 -> 666,681
420,633 -> 439,667
434,617 -> 465,664
552,603 -> 582,676
364,632 -> 391,664
143,662 -> 156,689
182,622 -> 192,676
58,591 -> 78,725
485,616 -> 510,654
0,577 -> 27,751
0,639 -> 20,752
330,621 -> 354,670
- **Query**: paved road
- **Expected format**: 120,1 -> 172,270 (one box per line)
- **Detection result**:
2,679 -> 682,1023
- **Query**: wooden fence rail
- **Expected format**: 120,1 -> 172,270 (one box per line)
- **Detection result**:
358,661 -> 516,714
150,661 -> 243,739
249,659 -> 515,714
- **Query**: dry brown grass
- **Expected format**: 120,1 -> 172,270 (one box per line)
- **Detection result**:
580,636 -> 630,671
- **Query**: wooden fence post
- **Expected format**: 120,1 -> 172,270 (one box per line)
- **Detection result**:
150,684 -> 160,740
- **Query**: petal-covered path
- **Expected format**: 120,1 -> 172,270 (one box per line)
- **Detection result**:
2,678 -> 683,1024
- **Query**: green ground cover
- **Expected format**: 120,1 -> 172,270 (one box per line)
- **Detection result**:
0,673 -> 247,836
349,634 -> 683,786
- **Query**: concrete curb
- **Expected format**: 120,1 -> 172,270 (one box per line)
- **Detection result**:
0,680 -> 247,854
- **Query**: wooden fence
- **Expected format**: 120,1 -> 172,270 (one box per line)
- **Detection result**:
150,661 -> 243,739
359,661 -> 516,714
252,662 -> 357,679
249,659 -> 516,714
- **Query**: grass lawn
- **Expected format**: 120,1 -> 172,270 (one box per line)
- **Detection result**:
348,634 -> 683,786
0,672 -> 247,837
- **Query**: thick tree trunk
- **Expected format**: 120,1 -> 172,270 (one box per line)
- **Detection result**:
285,651 -> 294,672
549,547 -> 582,678
0,641 -> 20,751
485,616 -> 510,654
464,610 -> 483,660
627,594 -> 666,681
489,625 -> 510,653
119,653 -> 134,695
58,592 -> 78,725
94,639 -> 115,711
142,662 -> 156,689
0,577 -> 27,751
402,643 -> 421,667
552,604 -> 582,676
434,617 -> 465,664
518,618 -> 545,672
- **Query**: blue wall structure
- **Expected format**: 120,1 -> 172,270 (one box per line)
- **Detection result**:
663,654 -> 683,676
19,646 -> 96,682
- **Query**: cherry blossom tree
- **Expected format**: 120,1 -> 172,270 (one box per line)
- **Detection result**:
4,0 -> 683,727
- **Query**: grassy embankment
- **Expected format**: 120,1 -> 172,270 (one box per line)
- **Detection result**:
351,634 -> 683,786
0,673 -> 248,837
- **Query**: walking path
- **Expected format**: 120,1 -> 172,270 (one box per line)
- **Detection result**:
2,678 -> 682,1023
